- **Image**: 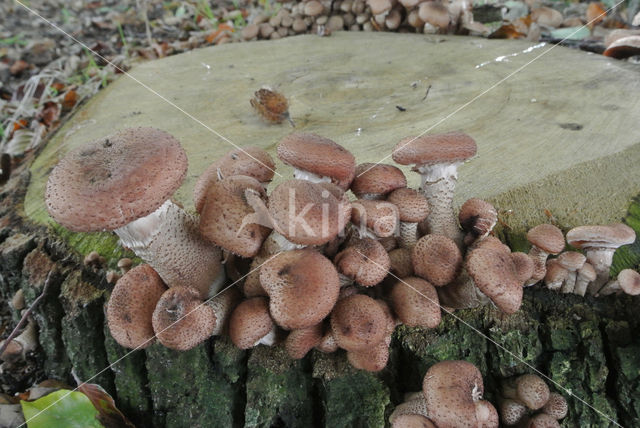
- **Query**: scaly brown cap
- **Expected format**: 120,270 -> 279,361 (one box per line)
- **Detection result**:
516,374 -> 550,410
527,224 -> 565,254
566,223 -> 636,249
107,264 -> 166,349
193,147 -> 275,213
152,287 -> 216,351
351,200 -> 399,238
541,392 -> 568,420
277,133 -> 356,189
260,249 -> 339,329
458,198 -> 497,243
46,127 -> 187,232
527,413 -> 561,427
618,269 -> 640,295
330,294 -> 388,352
390,277 -> 441,328
556,251 -> 586,271
334,238 -> 391,287
268,179 -> 345,245
387,188 -> 430,223
392,132 -> 476,168
389,248 -> 414,278
412,234 -> 462,286
422,360 -> 485,428
391,414 -> 436,428
466,248 -> 523,314
229,297 -> 276,349
511,252 -> 535,284
285,323 -> 324,359
199,175 -> 271,258
351,163 -> 407,199
347,335 -> 391,372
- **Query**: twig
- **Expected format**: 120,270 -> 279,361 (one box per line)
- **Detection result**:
136,0 -> 153,48
0,271 -> 53,357
422,84 -> 432,101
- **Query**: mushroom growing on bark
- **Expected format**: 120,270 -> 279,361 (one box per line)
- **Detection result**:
566,223 -> 636,295
387,188 -> 430,248
107,264 -> 166,349
334,238 -> 391,287
599,268 -> 640,296
525,224 -> 565,287
45,127 -> 224,299
351,163 -> 407,200
458,198 -> 497,246
392,131 -> 477,247
229,297 -> 277,349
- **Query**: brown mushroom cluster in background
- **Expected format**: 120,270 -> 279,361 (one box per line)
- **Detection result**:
498,373 -> 568,427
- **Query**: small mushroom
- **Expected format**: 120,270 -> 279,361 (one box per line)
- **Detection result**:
285,323 -> 323,359
599,268 -> 640,296
152,287 -> 216,351
392,132 -> 477,247
419,2 -> 451,33
541,392 -> 568,420
389,277 -> 441,328
0,318 -> 38,362
544,259 -> 569,291
499,398 -> 527,425
334,238 -> 391,287
387,188 -> 430,248
229,297 -> 277,349
350,199 -> 399,239
515,374 -> 550,410
277,133 -> 356,189
458,198 -> 498,246
350,163 -> 407,200
412,234 -> 462,287
566,223 -> 636,295
330,294 -> 388,352
525,224 -> 565,286
555,251 -> 586,293
107,264 -> 166,349
573,262 -> 596,296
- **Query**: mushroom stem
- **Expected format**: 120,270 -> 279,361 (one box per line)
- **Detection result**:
397,221 -> 419,248
0,318 -> 38,361
115,200 -> 225,298
417,162 -> 464,247
525,246 -> 550,286
292,168 -> 332,184
583,248 -> 615,295
598,279 -> 621,296
437,269 -> 490,309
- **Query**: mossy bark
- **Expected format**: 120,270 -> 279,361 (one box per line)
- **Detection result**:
2,158 -> 640,427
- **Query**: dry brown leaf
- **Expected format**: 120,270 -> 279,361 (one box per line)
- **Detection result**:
250,88 -> 294,125
488,23 -> 527,39
586,2 -> 606,28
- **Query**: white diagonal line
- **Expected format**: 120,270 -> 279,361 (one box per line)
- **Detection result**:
357,250 -> 623,427
20,251 -> 282,427
12,0 -> 281,177
357,1 -> 625,178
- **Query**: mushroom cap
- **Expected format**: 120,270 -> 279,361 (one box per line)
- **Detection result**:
515,374 -> 550,410
412,234 -> 462,286
347,334 -> 391,372
511,252 -> 535,284
389,248 -> 415,278
418,1 -> 451,30
193,147 -> 275,213
334,238 -> 391,286
527,413 -> 561,428
556,251 -> 586,271
566,223 -> 636,249
499,398 -> 527,425
527,224 -> 565,254
392,132 -> 477,168
277,133 -> 356,189
471,236 -> 511,255
199,175 -> 271,258
577,262 -> 597,282
458,198 -> 497,240
475,400 -> 499,428
391,414 -> 436,428
46,127 -> 187,232
268,179 -> 346,245
466,248 -> 523,314
229,297 -> 275,349
330,294 -> 388,352
390,277 -> 441,328
152,286 -> 216,351
351,163 -> 407,198
368,0 -> 393,15
387,188 -> 430,223
530,7 -> 563,27
260,249 -> 339,330
603,35 -> 640,59
422,360 -> 485,428
107,264 -> 166,349
541,392 -> 568,420
618,269 -> 640,295
351,199 -> 399,238
284,323 -> 324,359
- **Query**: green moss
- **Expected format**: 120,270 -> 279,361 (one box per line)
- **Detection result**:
245,345 -> 314,428
611,194 -> 640,276
103,322 -> 152,426
59,270 -> 114,392
320,369 -> 390,428
145,343 -> 236,428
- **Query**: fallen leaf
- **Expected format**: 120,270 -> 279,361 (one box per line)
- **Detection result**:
586,2 -> 606,28
20,389 -> 103,428
78,383 -> 135,428
9,59 -> 29,76
62,90 -> 78,111
250,88 -> 294,125
488,23 -> 526,39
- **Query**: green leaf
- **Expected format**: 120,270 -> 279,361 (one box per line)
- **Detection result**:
20,390 -> 104,428
550,26 -> 591,41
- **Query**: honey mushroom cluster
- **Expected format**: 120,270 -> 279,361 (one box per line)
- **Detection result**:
498,374 -> 568,427
44,128 -> 638,376
240,0 -> 487,41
